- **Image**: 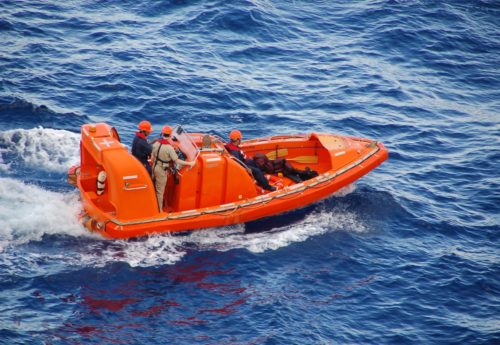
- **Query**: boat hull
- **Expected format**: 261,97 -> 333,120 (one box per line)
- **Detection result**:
69,123 -> 388,239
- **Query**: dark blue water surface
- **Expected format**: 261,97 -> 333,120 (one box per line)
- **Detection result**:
1,1 -> 499,344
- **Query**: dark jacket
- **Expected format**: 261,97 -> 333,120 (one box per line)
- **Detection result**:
225,142 -> 247,164
132,132 -> 153,168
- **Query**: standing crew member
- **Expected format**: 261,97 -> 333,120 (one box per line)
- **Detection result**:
131,120 -> 157,176
225,129 -> 276,192
152,125 -> 195,211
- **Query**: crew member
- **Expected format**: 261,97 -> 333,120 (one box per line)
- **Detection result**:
225,129 -> 276,192
131,120 -> 157,176
152,125 -> 195,211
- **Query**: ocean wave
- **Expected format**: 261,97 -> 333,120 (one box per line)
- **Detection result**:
0,0 -> 499,343
0,97 -> 87,130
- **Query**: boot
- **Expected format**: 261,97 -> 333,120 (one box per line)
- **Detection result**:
298,167 -> 319,181
264,184 -> 276,192
285,172 -> 302,183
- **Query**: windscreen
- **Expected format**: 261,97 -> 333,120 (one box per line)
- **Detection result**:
171,125 -> 198,161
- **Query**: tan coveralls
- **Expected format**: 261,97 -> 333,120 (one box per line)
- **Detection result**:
151,142 -> 179,210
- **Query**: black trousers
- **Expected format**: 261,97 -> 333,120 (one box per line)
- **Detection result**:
247,160 -> 272,189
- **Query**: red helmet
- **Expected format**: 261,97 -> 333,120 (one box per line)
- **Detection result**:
162,125 -> 172,135
229,130 -> 242,141
138,120 -> 152,132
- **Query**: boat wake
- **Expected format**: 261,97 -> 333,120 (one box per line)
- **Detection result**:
86,198 -> 366,267
0,126 -> 365,268
0,127 -> 80,173
70,202 -> 366,268
187,198 -> 366,253
0,177 -> 88,252
0,174 -> 363,268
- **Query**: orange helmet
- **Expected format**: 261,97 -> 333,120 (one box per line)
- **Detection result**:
138,120 -> 152,132
162,125 -> 172,135
229,129 -> 242,141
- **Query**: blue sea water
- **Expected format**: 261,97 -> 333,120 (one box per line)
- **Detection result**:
0,0 -> 499,344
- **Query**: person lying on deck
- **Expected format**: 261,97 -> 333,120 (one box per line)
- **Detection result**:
252,153 -> 318,183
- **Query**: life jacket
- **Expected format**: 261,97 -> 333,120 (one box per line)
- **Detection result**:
135,131 -> 147,140
153,139 -> 174,171
225,142 -> 247,162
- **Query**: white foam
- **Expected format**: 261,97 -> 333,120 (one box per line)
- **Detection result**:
333,183 -> 357,197
84,189 -> 367,266
184,201 -> 367,254
0,150 -> 9,173
57,198 -> 365,268
0,127 -> 80,172
0,172 -> 363,267
0,178 -> 88,251
74,235 -> 186,268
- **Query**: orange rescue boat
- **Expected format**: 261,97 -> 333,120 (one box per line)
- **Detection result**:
67,123 -> 388,239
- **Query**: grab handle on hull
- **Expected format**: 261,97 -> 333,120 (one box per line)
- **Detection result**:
123,185 -> 148,191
